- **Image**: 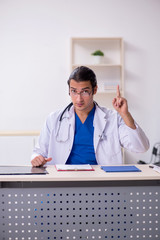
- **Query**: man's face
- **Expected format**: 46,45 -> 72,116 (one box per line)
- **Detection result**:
69,79 -> 97,113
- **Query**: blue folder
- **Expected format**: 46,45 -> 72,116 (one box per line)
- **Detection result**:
101,165 -> 141,172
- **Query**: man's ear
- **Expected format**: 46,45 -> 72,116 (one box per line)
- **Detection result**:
93,86 -> 98,95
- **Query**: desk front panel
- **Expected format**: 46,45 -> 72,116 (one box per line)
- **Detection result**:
0,180 -> 160,240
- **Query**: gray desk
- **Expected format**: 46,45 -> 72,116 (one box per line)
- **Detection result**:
0,165 -> 160,240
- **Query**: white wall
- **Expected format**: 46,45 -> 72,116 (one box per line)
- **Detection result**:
0,0 -> 160,165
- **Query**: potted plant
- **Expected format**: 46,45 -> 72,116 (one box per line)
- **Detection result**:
91,50 -> 104,64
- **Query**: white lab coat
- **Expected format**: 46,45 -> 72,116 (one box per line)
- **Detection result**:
32,104 -> 149,165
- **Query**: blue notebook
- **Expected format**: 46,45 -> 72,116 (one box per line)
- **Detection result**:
101,165 -> 141,172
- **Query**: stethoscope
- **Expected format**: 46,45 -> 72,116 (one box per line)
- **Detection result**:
59,102 -> 73,121
58,101 -> 105,141
59,101 -> 100,122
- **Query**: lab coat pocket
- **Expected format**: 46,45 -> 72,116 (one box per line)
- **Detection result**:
102,132 -> 120,156
56,119 -> 70,142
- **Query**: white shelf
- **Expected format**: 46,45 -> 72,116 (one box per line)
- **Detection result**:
72,64 -> 122,68
70,37 -> 124,100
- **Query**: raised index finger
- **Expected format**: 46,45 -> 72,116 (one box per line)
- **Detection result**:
116,85 -> 121,98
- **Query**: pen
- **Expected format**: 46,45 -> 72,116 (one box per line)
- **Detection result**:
149,164 -> 154,168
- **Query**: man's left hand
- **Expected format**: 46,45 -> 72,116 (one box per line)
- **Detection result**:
112,85 -> 128,116
112,85 -> 136,129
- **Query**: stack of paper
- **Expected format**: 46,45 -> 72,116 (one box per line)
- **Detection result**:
55,164 -> 94,171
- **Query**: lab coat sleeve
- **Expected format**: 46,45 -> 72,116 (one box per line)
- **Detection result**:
118,115 -> 150,153
31,115 -> 52,160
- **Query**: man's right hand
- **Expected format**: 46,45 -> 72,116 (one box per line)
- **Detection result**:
31,155 -> 52,167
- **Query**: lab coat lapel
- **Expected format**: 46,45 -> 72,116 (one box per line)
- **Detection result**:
94,106 -> 107,151
67,106 -> 75,148
67,105 -> 75,132
56,105 -> 75,142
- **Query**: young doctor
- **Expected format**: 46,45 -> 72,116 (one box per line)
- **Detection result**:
31,66 -> 149,167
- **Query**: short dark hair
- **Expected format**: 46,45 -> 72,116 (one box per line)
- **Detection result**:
67,66 -> 97,89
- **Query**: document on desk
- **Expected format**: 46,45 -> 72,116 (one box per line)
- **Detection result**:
101,165 -> 141,172
55,164 -> 94,171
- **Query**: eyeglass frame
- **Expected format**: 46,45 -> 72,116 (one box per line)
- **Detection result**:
69,87 -> 93,97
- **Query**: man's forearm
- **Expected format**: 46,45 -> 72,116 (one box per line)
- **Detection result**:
120,112 -> 136,129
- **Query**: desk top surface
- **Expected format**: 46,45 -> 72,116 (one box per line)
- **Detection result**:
0,165 -> 160,182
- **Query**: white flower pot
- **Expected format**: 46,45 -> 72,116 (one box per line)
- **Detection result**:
92,56 -> 103,64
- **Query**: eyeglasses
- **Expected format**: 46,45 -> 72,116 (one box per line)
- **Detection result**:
70,89 -> 91,97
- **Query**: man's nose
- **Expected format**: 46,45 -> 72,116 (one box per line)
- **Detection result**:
76,93 -> 83,100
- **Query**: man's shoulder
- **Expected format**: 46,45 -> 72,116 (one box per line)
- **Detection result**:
43,109 -> 64,130
47,104 -> 74,121
96,105 -> 117,117
48,109 -> 63,118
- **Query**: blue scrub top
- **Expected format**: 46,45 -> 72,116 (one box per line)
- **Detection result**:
66,106 -> 97,165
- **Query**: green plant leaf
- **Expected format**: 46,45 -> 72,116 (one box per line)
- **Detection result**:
91,50 -> 104,56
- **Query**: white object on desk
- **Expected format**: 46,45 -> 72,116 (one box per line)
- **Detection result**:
55,164 -> 94,171
153,165 -> 160,174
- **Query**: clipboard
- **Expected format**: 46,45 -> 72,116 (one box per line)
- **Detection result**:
101,165 -> 141,172
0,166 -> 48,175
